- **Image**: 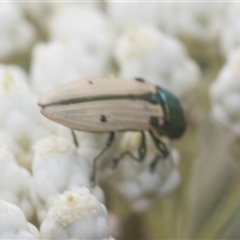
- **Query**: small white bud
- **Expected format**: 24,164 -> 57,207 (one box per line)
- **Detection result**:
40,187 -> 110,239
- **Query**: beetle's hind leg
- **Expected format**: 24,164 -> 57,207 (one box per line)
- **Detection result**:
149,152 -> 174,172
112,131 -> 146,168
91,132 -> 115,186
149,155 -> 162,172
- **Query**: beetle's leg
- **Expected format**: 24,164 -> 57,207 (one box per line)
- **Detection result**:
112,151 -> 140,168
149,152 -> 174,172
91,132 -> 115,185
71,129 -> 79,148
138,131 -> 146,160
149,155 -> 162,172
149,130 -> 169,157
112,131 -> 146,168
149,131 -> 175,171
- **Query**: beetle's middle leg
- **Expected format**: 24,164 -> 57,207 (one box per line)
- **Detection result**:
149,130 -> 173,171
91,132 -> 115,185
112,131 -> 146,168
149,130 -> 169,157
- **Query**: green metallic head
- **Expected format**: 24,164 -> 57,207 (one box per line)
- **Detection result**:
157,88 -> 186,139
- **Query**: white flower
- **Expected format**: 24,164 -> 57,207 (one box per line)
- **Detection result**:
20,2 -> 103,33
0,199 -> 39,239
171,2 -> 227,42
210,47 -> 240,136
49,5 -> 115,48
106,2 -> 174,32
48,5 -> 116,75
40,187 -> 110,239
220,3 -> 240,56
0,144 -> 34,220
31,135 -> 105,223
114,132 -> 180,212
115,24 -> 200,98
0,64 -> 51,168
0,64 -> 29,97
0,2 -> 36,60
30,39 -> 113,95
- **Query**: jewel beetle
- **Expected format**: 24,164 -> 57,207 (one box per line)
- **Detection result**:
38,77 -> 186,183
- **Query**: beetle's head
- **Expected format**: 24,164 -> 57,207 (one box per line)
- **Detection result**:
157,88 -> 186,139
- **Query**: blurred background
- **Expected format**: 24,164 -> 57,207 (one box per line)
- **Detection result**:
0,1 -> 240,239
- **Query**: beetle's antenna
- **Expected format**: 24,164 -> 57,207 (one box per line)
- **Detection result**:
91,132 -> 115,186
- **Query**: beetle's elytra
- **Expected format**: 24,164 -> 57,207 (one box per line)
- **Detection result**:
38,77 -> 186,184
38,77 -> 186,138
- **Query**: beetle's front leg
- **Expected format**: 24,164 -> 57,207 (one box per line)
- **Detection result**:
91,132 -> 115,186
71,129 -> 79,148
112,131 -> 146,168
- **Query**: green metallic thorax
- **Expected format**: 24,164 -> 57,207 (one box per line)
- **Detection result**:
156,87 -> 186,139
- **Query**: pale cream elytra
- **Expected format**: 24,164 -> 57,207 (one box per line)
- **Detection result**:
38,77 -> 156,106
38,77 -> 164,133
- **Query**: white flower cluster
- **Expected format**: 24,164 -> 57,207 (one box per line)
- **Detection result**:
0,1 -> 215,239
0,64 -> 50,168
2,132 -> 113,239
0,144 -> 33,220
0,2 -> 36,61
30,39 -> 111,95
30,135 -> 105,222
114,132 -> 180,212
0,199 -> 39,239
210,48 -> 240,137
29,5 -> 116,97
3,1 -> 240,62
170,2 -> 227,43
106,2 -> 173,32
220,3 -> 240,57
41,187 -> 112,239
0,186 -> 113,239
25,3 -> 200,100
115,24 -> 200,98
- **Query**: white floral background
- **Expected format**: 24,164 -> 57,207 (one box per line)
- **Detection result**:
0,1 -> 240,239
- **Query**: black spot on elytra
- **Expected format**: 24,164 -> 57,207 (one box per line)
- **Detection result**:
100,115 -> 107,122
135,77 -> 145,83
149,116 -> 159,127
88,80 -> 93,84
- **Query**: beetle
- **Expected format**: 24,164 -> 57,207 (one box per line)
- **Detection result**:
38,77 -> 186,184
